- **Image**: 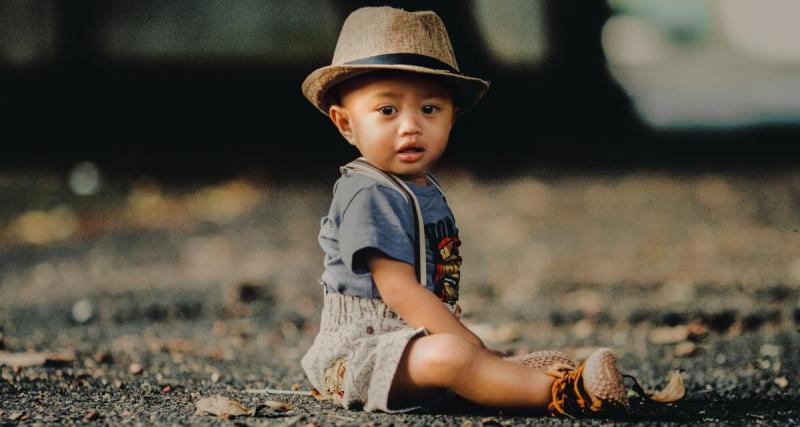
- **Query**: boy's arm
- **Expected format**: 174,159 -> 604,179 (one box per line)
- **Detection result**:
365,249 -> 485,348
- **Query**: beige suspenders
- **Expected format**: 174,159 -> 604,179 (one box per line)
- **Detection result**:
339,157 -> 446,286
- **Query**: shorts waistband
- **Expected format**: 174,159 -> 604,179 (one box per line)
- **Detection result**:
319,287 -> 457,332
320,289 -> 399,331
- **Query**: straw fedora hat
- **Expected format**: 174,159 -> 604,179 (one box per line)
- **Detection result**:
301,6 -> 490,116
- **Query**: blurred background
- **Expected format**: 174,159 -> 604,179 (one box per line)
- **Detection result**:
2,0 -> 799,350
1,4 -> 799,422
3,0 -> 800,175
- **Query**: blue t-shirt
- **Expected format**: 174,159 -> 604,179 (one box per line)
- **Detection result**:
318,173 -> 462,304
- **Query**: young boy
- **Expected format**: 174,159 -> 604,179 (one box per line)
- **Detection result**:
299,6 -> 629,416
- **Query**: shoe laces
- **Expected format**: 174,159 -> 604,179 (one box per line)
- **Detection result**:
546,363 -> 602,417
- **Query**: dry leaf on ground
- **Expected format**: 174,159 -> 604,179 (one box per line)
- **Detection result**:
128,363 -> 143,375
195,395 -> 256,419
686,320 -> 709,340
263,400 -> 294,412
0,350 -> 75,368
648,370 -> 685,403
674,341 -> 696,357
649,326 -> 689,345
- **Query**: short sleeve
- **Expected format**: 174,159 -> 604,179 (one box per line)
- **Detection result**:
338,184 -> 415,275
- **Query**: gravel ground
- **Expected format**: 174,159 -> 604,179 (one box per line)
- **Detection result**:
1,168 -> 799,425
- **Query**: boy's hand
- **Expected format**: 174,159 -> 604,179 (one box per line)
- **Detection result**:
365,249 -> 483,348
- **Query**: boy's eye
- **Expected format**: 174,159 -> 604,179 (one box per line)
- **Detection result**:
422,105 -> 439,114
379,106 -> 397,115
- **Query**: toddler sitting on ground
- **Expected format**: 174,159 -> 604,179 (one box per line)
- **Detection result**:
299,6 -> 629,416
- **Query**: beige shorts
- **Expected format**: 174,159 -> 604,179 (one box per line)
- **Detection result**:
300,288 -> 576,413
301,288 -> 438,413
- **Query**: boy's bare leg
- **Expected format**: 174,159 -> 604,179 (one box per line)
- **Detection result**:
389,333 -> 555,408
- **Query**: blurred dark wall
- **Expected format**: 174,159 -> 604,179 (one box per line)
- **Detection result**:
1,0 -> 798,180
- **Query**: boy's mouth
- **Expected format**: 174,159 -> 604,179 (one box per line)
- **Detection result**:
397,142 -> 425,153
397,143 -> 425,162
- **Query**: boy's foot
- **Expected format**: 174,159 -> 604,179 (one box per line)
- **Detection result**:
545,347 -> 629,417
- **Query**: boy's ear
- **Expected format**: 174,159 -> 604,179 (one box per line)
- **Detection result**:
328,105 -> 356,145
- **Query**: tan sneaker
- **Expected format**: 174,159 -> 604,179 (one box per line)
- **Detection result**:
545,347 -> 629,416
505,350 -> 576,371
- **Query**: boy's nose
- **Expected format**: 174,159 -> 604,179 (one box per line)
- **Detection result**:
398,112 -> 422,136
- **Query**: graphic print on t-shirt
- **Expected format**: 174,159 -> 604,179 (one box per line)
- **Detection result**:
424,216 -> 461,304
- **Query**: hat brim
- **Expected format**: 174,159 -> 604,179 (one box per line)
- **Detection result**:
301,63 -> 490,117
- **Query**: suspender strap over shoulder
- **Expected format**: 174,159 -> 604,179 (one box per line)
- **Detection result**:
339,157 -> 445,286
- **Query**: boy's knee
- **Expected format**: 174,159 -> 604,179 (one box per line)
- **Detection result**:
414,334 -> 476,376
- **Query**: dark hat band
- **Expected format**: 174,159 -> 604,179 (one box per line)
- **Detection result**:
343,53 -> 462,75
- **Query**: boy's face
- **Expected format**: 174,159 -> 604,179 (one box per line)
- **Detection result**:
328,71 -> 456,186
